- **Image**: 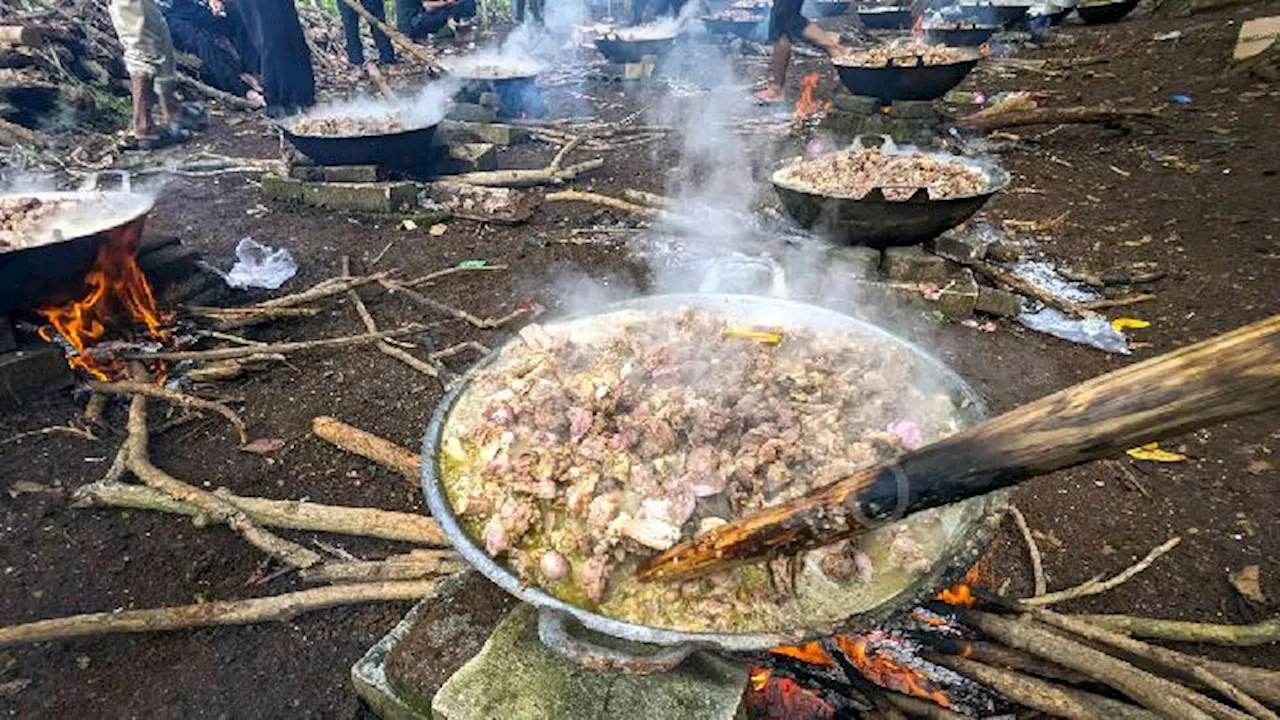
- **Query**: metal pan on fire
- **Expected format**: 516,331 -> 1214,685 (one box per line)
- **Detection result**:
770,136 -> 1011,247
832,46 -> 982,104
422,293 -> 1008,673
280,116 -> 439,175
0,172 -> 155,314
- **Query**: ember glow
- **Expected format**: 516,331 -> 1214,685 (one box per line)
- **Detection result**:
936,564 -> 982,607
768,633 -> 954,710
794,73 -> 831,118
747,667 -> 837,720
37,219 -> 169,380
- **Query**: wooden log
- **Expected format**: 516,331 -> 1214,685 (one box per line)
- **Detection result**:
638,315 -> 1280,581
71,481 -> 449,546
956,105 -> 1162,132
174,72 -> 254,110
312,415 -> 421,482
448,158 -> 604,188
299,550 -> 465,583
1071,615 -> 1280,647
0,580 -> 438,649
935,655 -> 1158,720
545,189 -> 659,216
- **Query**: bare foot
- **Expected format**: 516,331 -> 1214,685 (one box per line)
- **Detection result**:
753,85 -> 785,104
245,89 -> 265,108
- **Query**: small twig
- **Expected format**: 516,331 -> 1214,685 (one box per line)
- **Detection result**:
1069,615 -> 1280,647
341,256 -> 440,382
254,273 -> 390,310
122,393 -> 321,569
380,280 -> 534,329
83,392 -> 107,426
621,188 -> 670,208
1020,537 -> 1181,607
545,189 -> 659,216
0,425 -> 96,447
87,379 -> 249,446
0,580 -> 439,649
1078,294 -> 1158,311
548,134 -> 585,172
196,329 -> 267,347
1009,505 -> 1046,597
1107,458 -> 1152,498
117,327 -> 420,363
369,240 -> 395,267
429,341 -> 491,361
402,263 -> 508,289
299,550 -> 465,584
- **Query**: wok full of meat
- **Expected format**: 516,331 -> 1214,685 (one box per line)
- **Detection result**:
438,307 -> 981,633
774,146 -> 989,201
834,40 -> 976,67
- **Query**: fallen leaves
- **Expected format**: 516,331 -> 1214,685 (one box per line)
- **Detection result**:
1246,458 -> 1273,475
429,223 -> 449,236
1229,565 -> 1266,603
1126,442 -> 1187,463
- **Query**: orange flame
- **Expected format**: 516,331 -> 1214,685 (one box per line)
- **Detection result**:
750,667 -> 771,691
978,42 -> 991,56
936,564 -> 982,607
37,220 -> 169,381
834,635 -> 953,708
794,73 -> 831,118
771,640 -> 834,667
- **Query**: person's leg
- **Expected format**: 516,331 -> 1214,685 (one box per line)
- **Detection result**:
366,0 -> 395,65
338,0 -> 366,66
800,21 -> 843,54
754,34 -> 791,103
632,0 -> 648,25
394,0 -> 421,35
755,0 -> 804,103
450,0 -> 477,22
515,0 -> 526,23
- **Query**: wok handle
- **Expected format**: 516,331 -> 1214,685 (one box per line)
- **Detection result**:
536,610 -> 699,674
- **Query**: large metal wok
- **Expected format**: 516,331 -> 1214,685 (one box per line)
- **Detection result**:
772,136 -> 1010,246
701,14 -> 767,39
855,5 -> 914,29
596,32 -> 677,64
833,47 -> 982,104
954,0 -> 1032,26
422,293 -> 1007,673
0,172 -> 154,314
281,119 -> 438,175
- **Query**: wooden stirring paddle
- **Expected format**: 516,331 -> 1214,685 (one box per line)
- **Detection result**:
638,315 -> 1280,583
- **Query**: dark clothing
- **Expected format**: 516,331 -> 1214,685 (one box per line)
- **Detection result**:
514,0 -> 544,24
161,0 -> 251,96
631,0 -> 685,25
395,0 -> 477,39
768,0 -> 809,40
228,0 -> 314,115
338,0 -> 394,66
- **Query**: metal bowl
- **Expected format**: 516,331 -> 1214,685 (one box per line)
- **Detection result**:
832,47 -> 981,104
281,124 -> 439,175
856,5 -> 914,29
1077,0 -> 1138,23
954,1 -> 1032,25
422,293 -> 1008,671
596,35 -> 677,64
924,25 -> 998,46
701,15 -> 767,38
771,136 -> 1012,247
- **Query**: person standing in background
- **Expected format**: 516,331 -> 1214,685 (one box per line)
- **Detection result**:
753,0 -> 844,104
108,0 -> 202,148
160,0 -> 264,107
395,0 -> 478,40
515,0 -> 545,25
224,0 -> 315,117
631,0 -> 685,25
337,0 -> 395,73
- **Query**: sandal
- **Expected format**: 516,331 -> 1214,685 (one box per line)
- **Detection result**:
123,124 -> 190,152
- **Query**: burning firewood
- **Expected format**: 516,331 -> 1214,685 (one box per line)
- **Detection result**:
87,378 -> 249,445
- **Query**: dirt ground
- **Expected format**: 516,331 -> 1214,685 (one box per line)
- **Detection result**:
2,4 -> 1278,717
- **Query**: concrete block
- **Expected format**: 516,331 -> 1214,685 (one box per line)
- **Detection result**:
882,245 -> 949,283
435,143 -> 496,175
0,346 -> 74,407
438,120 -> 531,146
289,164 -> 384,183
936,268 -> 979,316
832,93 -> 879,114
261,175 -> 419,214
432,605 -> 747,720
931,232 -> 988,264
976,285 -> 1023,317
447,102 -> 498,124
827,245 -> 884,278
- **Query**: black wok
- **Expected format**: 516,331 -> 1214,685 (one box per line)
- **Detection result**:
0,172 -> 154,314
421,293 -> 1006,673
701,15 -> 767,39
924,24 -> 998,46
810,0 -> 853,17
771,136 -> 1011,247
833,47 -> 981,104
596,34 -> 677,64
855,5 -> 913,29
1077,0 -> 1138,23
281,122 -> 439,175
954,1 -> 1031,26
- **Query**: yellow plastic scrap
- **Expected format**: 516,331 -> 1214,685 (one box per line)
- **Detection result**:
721,327 -> 785,345
1111,317 -> 1151,332
1125,442 -> 1187,463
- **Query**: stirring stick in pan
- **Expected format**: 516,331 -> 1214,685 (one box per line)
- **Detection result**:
637,314 -> 1280,583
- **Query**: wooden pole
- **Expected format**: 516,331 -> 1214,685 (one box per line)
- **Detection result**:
333,0 -> 439,69
639,315 -> 1280,582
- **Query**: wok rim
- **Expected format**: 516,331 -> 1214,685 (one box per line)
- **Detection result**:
0,189 -> 155,249
279,120 -> 440,143
769,148 -> 1013,204
832,46 -> 983,70
421,293 -> 1007,651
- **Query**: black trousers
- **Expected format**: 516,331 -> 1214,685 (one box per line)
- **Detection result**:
395,0 -> 477,39
768,0 -> 808,41
162,0 -> 250,96
228,0 -> 315,115
338,0 -> 394,66
515,0 -> 545,23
